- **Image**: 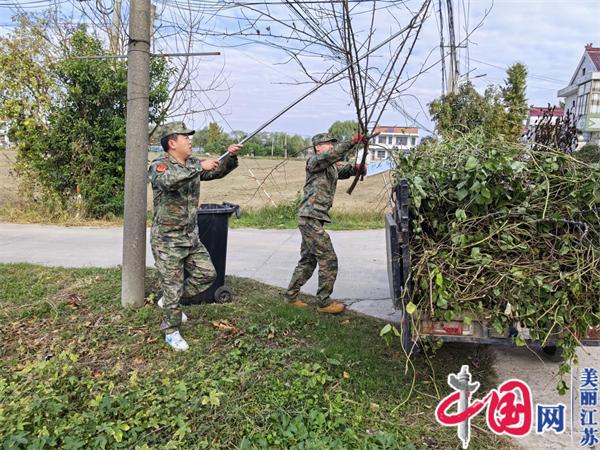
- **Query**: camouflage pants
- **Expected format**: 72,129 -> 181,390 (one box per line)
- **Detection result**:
152,241 -> 216,333
285,217 -> 338,307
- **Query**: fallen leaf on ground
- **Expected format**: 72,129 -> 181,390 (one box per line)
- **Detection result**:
212,320 -> 239,333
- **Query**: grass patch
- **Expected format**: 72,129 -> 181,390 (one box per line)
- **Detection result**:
0,264 -> 510,449
0,203 -> 124,227
232,203 -> 384,230
0,203 -> 383,230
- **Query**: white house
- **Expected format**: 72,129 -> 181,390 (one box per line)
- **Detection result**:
358,126 -> 419,162
557,43 -> 600,145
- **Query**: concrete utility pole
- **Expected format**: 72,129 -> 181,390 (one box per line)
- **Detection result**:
445,0 -> 459,94
121,0 -> 151,307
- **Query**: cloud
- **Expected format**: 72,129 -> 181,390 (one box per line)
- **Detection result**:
1,0 -> 598,136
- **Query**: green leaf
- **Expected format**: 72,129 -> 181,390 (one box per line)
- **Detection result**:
455,209 -> 467,221
456,189 -> 469,201
435,272 -> 444,287
406,302 -> 417,315
379,324 -> 392,336
465,156 -> 479,170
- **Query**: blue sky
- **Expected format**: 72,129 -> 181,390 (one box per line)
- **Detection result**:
1,0 -> 599,137
190,0 -> 600,136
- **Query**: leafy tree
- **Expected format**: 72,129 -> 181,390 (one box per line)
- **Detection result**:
502,63 -> 528,141
198,122 -> 232,154
191,126 -> 308,157
287,134 -> 310,154
6,23 -> 170,217
429,64 -> 529,142
328,120 -> 359,141
0,15 -> 57,143
429,82 -> 491,138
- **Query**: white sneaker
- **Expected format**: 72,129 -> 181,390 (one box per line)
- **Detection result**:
157,297 -> 188,323
165,330 -> 189,352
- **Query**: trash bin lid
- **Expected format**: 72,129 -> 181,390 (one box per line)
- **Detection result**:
197,203 -> 239,215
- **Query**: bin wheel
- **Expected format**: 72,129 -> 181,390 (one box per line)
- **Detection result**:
214,286 -> 233,303
541,345 -> 563,362
542,345 -> 557,356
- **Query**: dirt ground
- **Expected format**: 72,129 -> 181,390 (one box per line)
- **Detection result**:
0,150 -> 19,206
0,150 -> 393,212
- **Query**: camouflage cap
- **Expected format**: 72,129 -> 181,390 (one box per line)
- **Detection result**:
159,122 -> 196,141
311,132 -> 338,146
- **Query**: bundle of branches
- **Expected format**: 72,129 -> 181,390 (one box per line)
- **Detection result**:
395,131 -> 600,374
523,104 -> 578,153
224,0 -> 432,193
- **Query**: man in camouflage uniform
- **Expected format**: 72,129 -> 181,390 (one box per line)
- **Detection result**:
284,131 -> 368,314
149,122 -> 242,351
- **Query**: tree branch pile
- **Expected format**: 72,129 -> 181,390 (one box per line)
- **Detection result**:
394,132 -> 600,378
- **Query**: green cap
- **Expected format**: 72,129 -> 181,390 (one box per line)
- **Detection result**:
311,132 -> 338,146
159,122 -> 196,141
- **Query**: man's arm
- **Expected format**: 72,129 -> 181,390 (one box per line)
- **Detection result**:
306,140 -> 357,173
148,162 -> 199,191
337,161 -> 368,179
199,144 -> 242,181
336,162 -> 358,179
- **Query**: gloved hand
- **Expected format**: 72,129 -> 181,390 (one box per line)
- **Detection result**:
356,163 -> 367,176
352,133 -> 368,145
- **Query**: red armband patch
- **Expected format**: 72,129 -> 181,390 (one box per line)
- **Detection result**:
156,164 -> 168,172
335,162 -> 344,167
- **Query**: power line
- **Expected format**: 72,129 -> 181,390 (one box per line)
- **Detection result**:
470,57 -> 568,85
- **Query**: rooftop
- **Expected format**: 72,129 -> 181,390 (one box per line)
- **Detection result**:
373,126 -> 419,135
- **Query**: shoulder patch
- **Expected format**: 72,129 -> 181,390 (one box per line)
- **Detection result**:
156,164 -> 169,172
335,162 -> 344,167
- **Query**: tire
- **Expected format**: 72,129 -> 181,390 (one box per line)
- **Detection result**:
541,345 -> 563,362
214,286 -> 233,303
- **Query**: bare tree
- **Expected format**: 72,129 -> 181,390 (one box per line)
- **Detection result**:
206,0 -> 432,193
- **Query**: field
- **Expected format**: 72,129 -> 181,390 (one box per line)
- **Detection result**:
0,150 -> 18,207
0,150 -> 393,214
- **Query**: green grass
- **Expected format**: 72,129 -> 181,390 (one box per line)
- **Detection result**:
0,203 -> 384,230
0,264 -> 510,449
231,204 -> 384,230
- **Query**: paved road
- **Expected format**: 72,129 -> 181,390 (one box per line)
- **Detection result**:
1,222 -> 598,449
0,223 -> 396,320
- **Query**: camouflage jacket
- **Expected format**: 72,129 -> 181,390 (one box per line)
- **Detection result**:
297,140 -> 359,223
148,153 -> 238,246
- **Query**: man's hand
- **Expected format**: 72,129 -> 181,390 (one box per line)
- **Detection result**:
201,159 -> 219,171
352,133 -> 368,145
228,143 -> 243,156
356,164 -> 367,176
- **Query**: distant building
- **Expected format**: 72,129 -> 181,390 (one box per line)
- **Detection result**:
557,43 -> 600,146
358,126 -> 419,162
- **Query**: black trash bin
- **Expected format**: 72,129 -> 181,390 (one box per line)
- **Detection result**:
181,202 -> 240,305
